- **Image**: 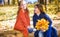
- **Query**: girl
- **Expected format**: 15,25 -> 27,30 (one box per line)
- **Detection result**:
33,4 -> 57,37
14,1 -> 30,37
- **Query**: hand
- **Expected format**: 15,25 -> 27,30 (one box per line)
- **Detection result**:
40,27 -> 46,32
33,28 -> 36,32
27,26 -> 31,29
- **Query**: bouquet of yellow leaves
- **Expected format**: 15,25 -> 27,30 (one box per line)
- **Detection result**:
35,18 -> 49,32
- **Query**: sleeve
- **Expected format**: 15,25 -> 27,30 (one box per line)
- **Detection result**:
44,14 -> 52,37
44,14 -> 52,27
19,10 -> 29,28
14,13 -> 25,30
33,16 -> 36,28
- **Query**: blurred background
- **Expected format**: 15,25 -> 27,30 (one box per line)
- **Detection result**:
0,0 -> 60,37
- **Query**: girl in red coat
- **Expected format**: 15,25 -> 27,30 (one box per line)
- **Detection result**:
14,1 -> 30,37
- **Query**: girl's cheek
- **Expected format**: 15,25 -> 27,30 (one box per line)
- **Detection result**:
20,5 -> 23,9
23,5 -> 27,9
34,7 -> 38,13
37,9 -> 40,12
34,10 -> 37,14
23,6 -> 26,9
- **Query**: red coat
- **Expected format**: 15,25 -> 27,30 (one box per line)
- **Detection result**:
14,9 -> 30,31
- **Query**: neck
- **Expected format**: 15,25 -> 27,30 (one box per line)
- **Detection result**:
36,12 -> 41,16
21,9 -> 25,13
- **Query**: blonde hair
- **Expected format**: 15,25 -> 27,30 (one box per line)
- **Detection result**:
17,1 -> 29,14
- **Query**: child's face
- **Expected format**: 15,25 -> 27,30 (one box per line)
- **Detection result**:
34,6 -> 40,14
20,1 -> 27,9
23,1 -> 27,9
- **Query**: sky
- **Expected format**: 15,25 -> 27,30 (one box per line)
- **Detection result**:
25,0 -> 38,3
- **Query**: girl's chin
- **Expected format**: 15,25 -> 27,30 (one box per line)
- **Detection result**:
23,8 -> 26,9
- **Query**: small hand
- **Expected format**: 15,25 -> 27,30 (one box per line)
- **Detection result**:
40,27 -> 46,32
33,28 -> 36,32
27,26 -> 31,29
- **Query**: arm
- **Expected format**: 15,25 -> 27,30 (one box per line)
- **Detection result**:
44,14 -> 52,37
14,12 -> 25,30
19,10 -> 30,28
44,14 -> 52,28
33,16 -> 37,28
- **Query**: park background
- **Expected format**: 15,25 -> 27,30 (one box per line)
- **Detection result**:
0,0 -> 60,37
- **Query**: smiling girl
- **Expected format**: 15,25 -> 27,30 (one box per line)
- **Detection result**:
14,1 -> 30,37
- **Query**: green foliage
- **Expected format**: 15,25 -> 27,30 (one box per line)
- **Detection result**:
28,4 -> 34,8
0,12 -> 5,15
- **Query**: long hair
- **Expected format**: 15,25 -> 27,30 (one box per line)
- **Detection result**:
35,4 -> 45,14
17,1 -> 29,15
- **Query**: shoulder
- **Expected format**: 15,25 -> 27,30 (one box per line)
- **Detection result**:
41,12 -> 51,19
33,13 -> 37,17
44,14 -> 50,18
41,12 -> 49,17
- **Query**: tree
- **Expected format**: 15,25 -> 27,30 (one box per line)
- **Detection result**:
38,0 -> 44,4
12,0 -> 15,5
